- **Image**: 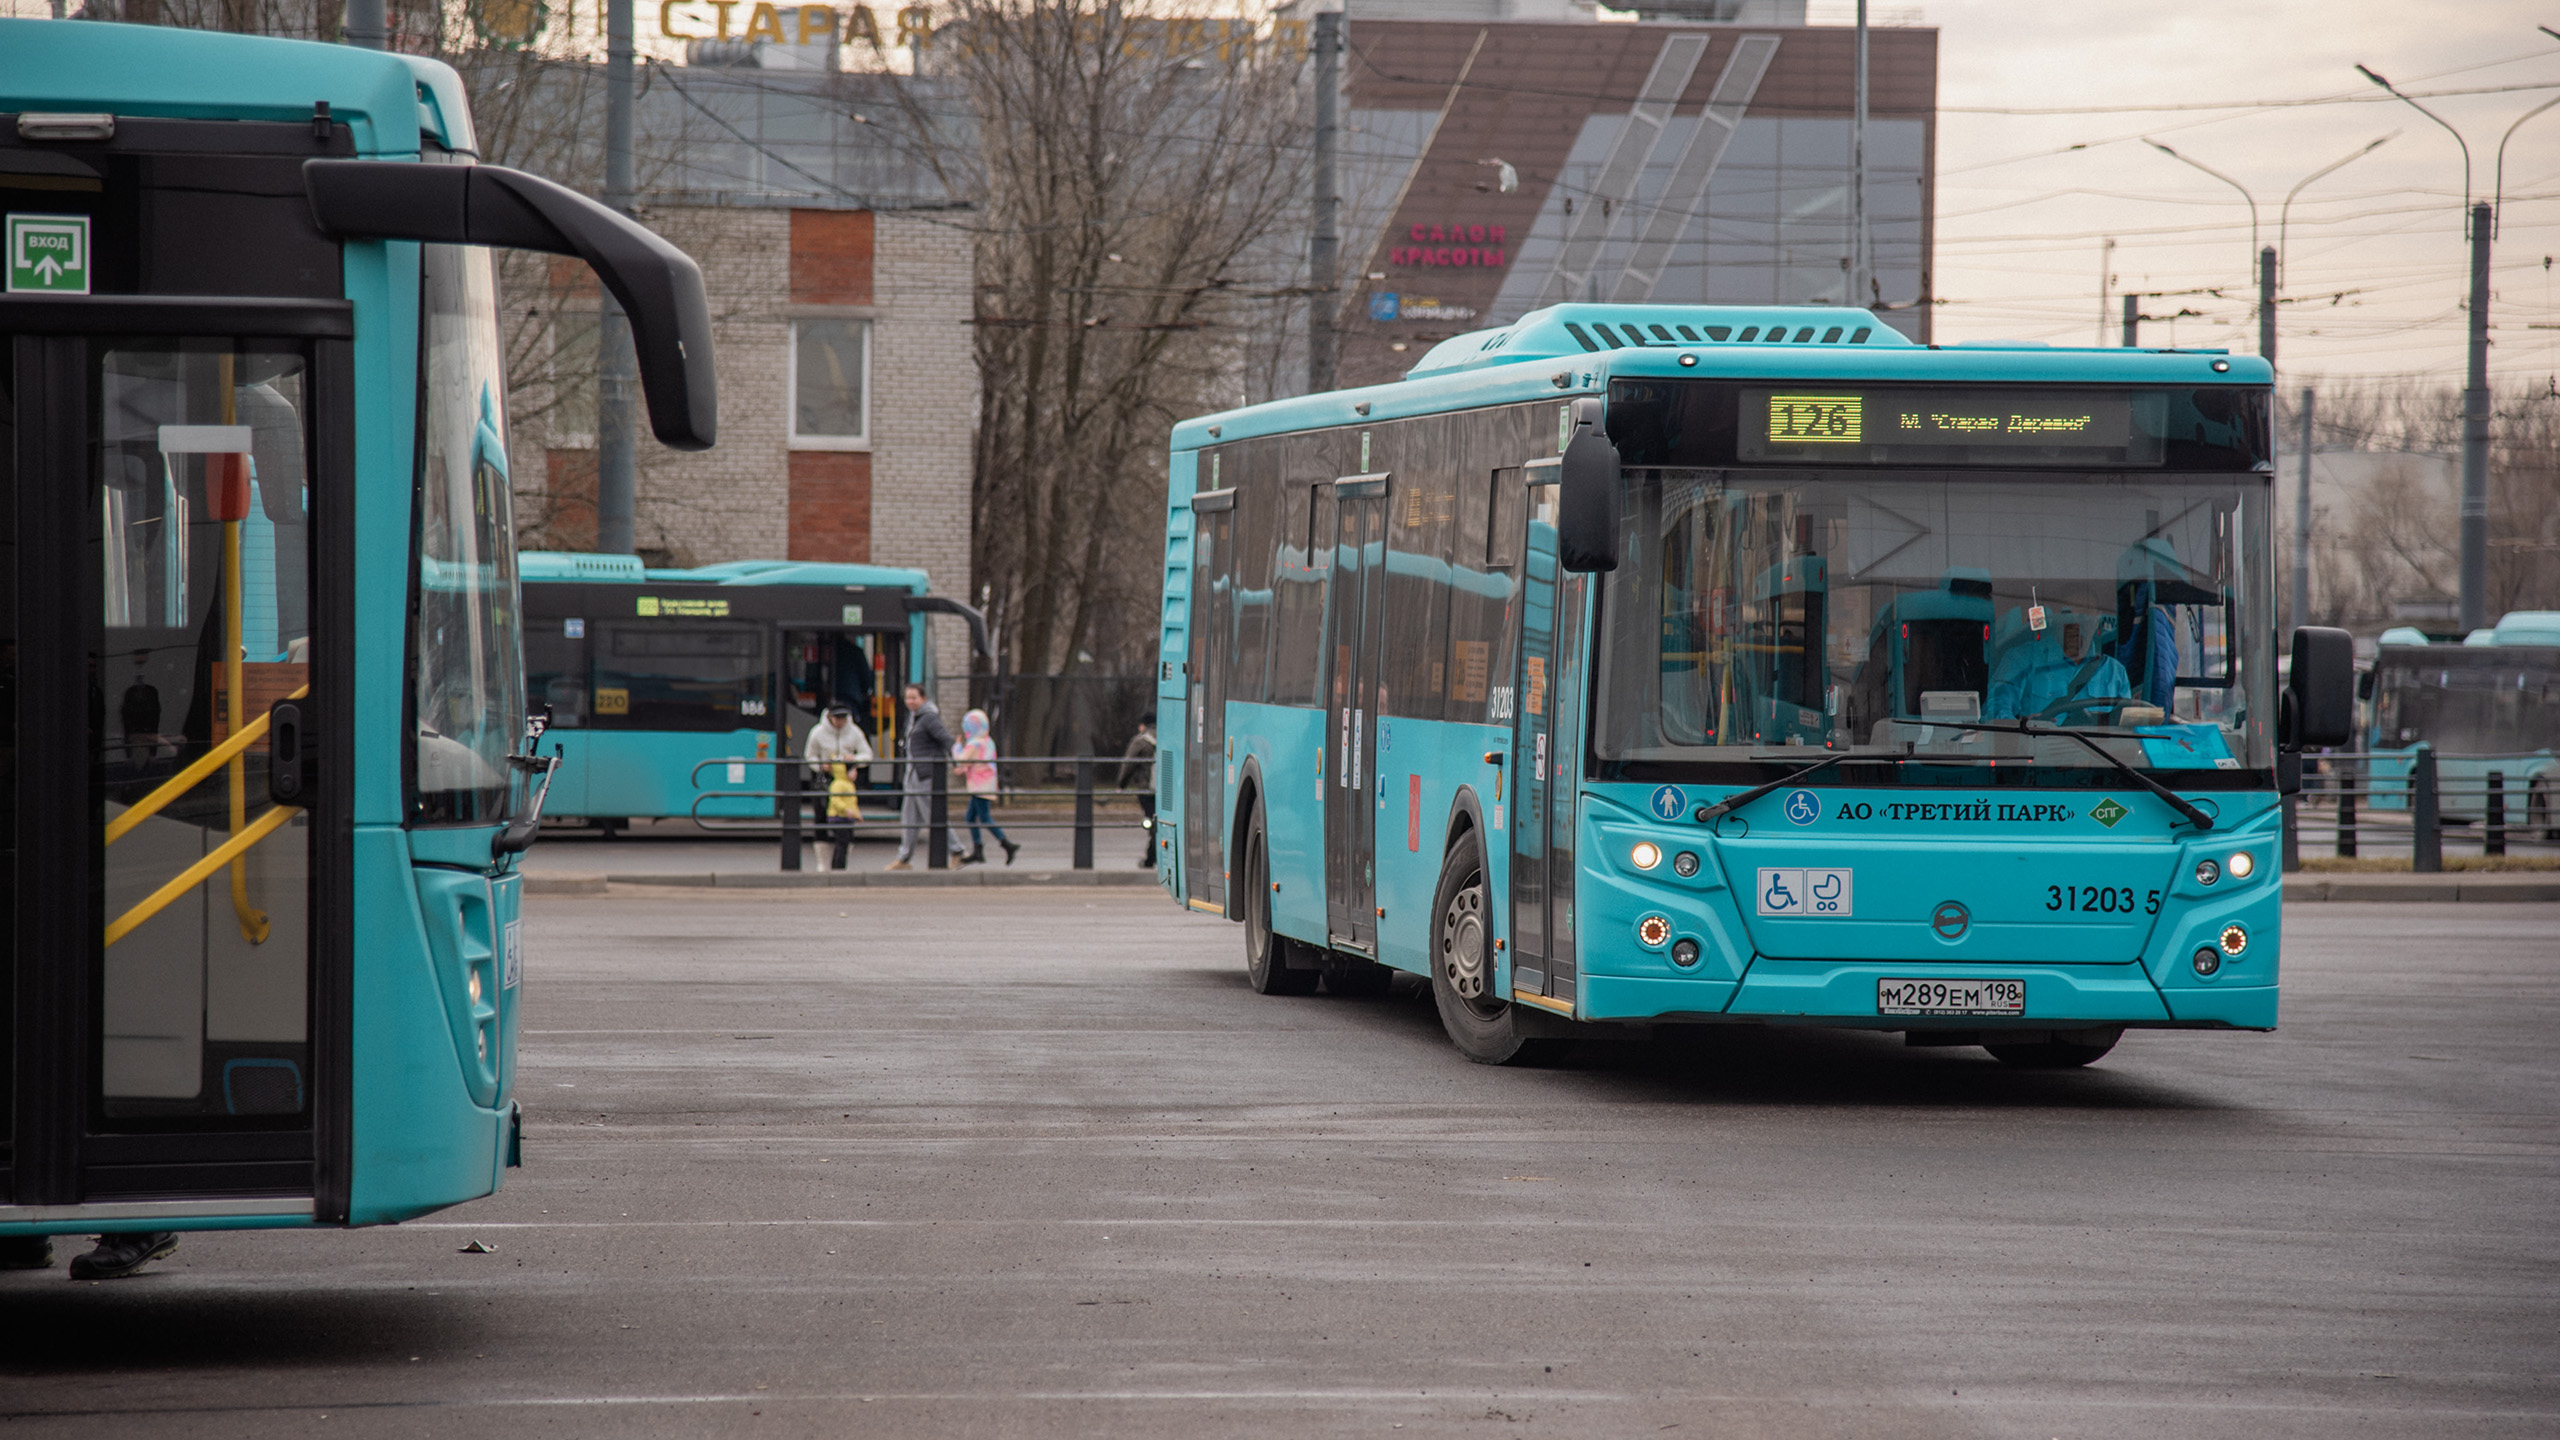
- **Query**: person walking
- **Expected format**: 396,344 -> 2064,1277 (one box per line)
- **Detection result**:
803,703 -> 873,871
955,708 -> 1018,866
0,1232 -> 179,1280
888,683 -> 970,870
1120,711 -> 1158,868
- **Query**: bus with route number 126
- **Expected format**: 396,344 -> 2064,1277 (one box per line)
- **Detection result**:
1156,303 -> 2355,1067
2,20 -> 711,1248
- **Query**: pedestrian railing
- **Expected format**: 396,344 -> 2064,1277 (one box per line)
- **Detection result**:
2281,748 -> 2558,873
685,753 -> 1152,872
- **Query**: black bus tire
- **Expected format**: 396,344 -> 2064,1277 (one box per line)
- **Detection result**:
1984,1029 -> 2121,1069
1242,807 -> 1317,997
1429,832 -> 1552,1065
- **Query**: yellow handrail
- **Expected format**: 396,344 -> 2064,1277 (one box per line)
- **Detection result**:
103,802 -> 299,948
103,682 -> 310,846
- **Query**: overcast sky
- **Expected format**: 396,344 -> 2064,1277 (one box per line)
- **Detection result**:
1892,0 -> 2560,390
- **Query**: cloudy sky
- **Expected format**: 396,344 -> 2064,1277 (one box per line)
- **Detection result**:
1896,0 -> 2560,388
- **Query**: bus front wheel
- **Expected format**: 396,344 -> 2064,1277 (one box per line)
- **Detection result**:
1430,834 -> 1553,1065
1242,808 -> 1317,997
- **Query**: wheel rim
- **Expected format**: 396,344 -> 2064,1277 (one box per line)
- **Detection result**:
1440,871 -> 1500,1018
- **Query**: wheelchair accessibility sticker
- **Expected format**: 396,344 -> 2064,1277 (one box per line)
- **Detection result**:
1757,867 -> 1853,918
1782,788 -> 1821,825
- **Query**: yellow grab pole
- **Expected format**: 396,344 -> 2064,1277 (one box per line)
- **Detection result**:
106,803 -> 297,948
223,502 -> 269,945
104,683 -> 307,846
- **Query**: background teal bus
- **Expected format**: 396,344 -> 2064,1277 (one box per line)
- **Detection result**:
2361,611 -> 2560,834
2,21 -> 711,1235
1158,303 -> 2353,1067
519,553 -> 983,828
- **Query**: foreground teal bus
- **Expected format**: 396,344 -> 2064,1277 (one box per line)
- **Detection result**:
1,20 -> 712,1241
2361,611 -> 2560,835
1159,303 -> 2354,1066
519,553 -> 983,828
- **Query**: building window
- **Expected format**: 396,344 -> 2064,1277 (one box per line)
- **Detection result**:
791,317 -> 869,449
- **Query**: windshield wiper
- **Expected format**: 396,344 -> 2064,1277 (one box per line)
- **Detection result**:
1927,719 -> 2215,831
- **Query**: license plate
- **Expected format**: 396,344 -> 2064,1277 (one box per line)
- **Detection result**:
1877,977 -> 2025,1016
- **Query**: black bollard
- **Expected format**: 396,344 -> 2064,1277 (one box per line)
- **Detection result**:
2486,770 -> 2506,858
2337,771 -> 2358,858
928,755 -> 949,869
780,754 -> 802,872
1073,752 -> 1094,870
2412,747 -> 2441,874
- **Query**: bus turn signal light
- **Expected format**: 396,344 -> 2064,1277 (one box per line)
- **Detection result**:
2219,924 -> 2248,957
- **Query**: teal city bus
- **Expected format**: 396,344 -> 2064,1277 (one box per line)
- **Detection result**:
2,21 -> 712,1239
2361,611 -> 2560,835
518,552 -> 985,828
1158,304 -> 2354,1066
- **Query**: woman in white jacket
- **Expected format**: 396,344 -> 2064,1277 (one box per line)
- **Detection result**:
803,703 -> 874,869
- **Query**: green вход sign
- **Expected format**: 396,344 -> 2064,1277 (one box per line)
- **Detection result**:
7,213 -> 89,294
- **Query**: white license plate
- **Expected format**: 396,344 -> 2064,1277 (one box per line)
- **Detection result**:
1877,977 -> 2025,1016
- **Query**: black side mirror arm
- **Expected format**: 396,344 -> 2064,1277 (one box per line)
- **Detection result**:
303,159 -> 717,451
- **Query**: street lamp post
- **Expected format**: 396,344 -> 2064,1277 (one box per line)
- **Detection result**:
2358,63 -> 2491,631
2143,139 -> 2269,360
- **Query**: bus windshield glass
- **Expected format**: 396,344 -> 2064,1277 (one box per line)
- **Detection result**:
2372,649 -> 2560,754
1594,468 -> 2274,780
411,241 -> 526,824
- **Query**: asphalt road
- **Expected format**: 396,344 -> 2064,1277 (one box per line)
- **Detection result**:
3,891 -> 2555,1438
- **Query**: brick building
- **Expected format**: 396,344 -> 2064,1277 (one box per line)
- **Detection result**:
507,60 -> 977,678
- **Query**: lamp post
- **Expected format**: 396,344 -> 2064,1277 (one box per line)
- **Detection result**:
2357,62 -> 2494,631
2143,139 -> 2271,359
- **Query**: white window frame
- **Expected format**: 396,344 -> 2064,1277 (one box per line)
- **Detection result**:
788,311 -> 872,451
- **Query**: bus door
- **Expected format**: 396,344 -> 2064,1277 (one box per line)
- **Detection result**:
1185,491 -> 1234,911
6,324 -> 344,1211
1325,473 -> 1390,951
1509,478 -> 1585,1004
784,627 -> 898,794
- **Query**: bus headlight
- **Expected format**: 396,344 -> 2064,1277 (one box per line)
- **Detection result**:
2194,858 -> 2220,886
1672,850 -> 1700,877
1631,841 -> 1662,871
2192,946 -> 2221,976
468,969 -> 483,1005
2219,924 -> 2248,957
1671,938 -> 1702,968
2227,850 -> 2255,880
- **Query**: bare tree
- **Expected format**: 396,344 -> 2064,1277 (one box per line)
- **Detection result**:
2282,380 -> 2560,632
897,4 -> 1308,711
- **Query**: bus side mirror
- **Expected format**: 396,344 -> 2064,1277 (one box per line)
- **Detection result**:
2286,625 -> 2355,748
303,159 -> 717,451
1557,396 -> 1620,573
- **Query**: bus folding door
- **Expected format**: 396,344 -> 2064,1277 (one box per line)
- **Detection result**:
1508,476 -> 1585,1005
1186,491 -> 1234,910
1325,473 -> 1390,952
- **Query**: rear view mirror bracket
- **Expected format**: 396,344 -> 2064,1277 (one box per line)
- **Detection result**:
303,159 -> 716,451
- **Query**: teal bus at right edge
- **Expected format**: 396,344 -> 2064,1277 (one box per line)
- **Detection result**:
1155,303 -> 2357,1067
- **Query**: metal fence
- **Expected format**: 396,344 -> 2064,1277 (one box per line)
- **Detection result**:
2282,748 -> 2558,872
686,753 -> 1153,872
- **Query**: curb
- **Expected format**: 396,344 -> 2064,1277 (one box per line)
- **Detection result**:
2283,876 -> 2560,903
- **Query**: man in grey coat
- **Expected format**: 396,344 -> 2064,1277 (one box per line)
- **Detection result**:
888,684 -> 970,870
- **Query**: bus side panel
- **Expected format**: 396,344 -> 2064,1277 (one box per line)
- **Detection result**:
1370,717 -> 1505,977
539,730 -> 593,818
576,729 -> 771,820
1158,459 -> 1197,899
1230,700 -> 1327,945
348,827 -> 505,1224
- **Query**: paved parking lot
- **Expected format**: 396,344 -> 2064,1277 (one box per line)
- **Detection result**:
2,890 -> 2554,1437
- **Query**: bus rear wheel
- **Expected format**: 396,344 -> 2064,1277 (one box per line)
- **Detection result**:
1430,834 -> 1553,1065
1242,808 -> 1317,997
1984,1028 -> 2122,1069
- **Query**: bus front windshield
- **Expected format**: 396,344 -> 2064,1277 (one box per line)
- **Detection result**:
1594,469 -> 2274,780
